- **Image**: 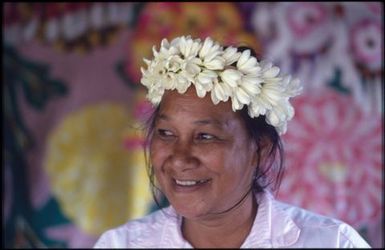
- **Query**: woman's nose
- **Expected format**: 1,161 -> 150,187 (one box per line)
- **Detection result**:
168,140 -> 199,171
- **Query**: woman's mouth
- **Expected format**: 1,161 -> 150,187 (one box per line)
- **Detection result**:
175,179 -> 210,186
172,178 -> 211,192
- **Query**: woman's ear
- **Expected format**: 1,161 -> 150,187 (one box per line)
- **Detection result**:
250,141 -> 259,168
254,136 -> 274,167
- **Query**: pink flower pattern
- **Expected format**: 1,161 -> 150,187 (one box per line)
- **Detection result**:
251,2 -> 383,113
278,88 -> 382,228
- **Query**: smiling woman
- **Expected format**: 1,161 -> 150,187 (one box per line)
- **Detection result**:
151,87 -> 258,220
93,36 -> 370,248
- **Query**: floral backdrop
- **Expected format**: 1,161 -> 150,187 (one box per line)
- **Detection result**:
3,2 -> 383,248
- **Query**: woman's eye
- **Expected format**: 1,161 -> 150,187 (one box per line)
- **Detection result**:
157,129 -> 174,138
196,133 -> 215,141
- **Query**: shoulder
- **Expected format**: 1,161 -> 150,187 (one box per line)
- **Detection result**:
275,199 -> 343,228
93,207 -> 175,248
272,199 -> 371,248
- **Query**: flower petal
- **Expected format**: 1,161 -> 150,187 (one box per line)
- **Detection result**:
234,87 -> 251,105
199,37 -> 214,58
231,96 -> 244,111
240,83 -> 259,97
204,57 -> 225,70
194,83 -> 207,98
223,46 -> 241,65
263,66 -> 280,78
237,49 -> 251,68
221,69 -> 242,87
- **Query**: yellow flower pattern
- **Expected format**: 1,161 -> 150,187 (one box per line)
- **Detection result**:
44,103 -> 152,235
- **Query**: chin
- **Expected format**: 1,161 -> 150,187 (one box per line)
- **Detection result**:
175,207 -> 206,220
169,197 -> 209,219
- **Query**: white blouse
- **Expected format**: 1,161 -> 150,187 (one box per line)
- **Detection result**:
94,191 -> 370,248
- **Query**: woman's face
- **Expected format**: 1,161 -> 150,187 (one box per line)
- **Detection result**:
150,87 -> 258,220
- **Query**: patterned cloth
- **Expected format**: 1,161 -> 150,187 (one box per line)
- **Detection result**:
93,191 -> 370,248
3,2 -> 382,248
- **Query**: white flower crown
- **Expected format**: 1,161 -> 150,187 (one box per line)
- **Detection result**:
140,36 -> 302,134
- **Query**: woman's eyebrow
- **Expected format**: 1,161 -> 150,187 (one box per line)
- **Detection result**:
193,119 -> 221,126
158,114 -> 227,129
158,114 -> 169,121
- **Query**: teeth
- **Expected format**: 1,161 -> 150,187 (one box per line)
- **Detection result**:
176,180 -> 197,186
175,179 -> 208,186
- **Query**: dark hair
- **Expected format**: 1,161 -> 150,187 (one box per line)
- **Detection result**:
142,46 -> 285,209
236,46 -> 285,194
238,107 -> 285,194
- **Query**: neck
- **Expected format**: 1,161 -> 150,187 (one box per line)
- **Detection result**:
182,191 -> 257,248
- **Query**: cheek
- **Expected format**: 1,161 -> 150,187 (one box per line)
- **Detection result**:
192,143 -> 229,169
150,140 -> 167,168
198,143 -> 248,169
224,146 -> 256,181
199,153 -> 223,171
149,140 -> 175,187
149,141 -> 169,188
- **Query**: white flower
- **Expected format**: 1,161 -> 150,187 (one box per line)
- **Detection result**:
166,55 -> 184,72
237,50 -> 261,74
230,95 -> 243,111
211,79 -> 232,104
281,75 -> 303,97
163,73 -> 177,90
199,37 -> 221,60
199,37 -> 225,70
260,82 -> 285,106
203,56 -> 225,70
220,69 -> 242,87
260,61 -> 281,80
223,46 -> 241,65
140,35 -> 302,135
174,73 -> 191,94
266,101 -> 291,126
232,86 -> 251,109
195,70 -> 217,97
239,75 -> 261,96
275,124 -> 287,135
179,36 -> 202,58
147,83 -> 165,105
154,42 -> 178,61
184,57 -> 202,76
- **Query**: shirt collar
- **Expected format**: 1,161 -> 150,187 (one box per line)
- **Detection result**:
242,191 -> 301,248
159,191 -> 300,248
159,206 -> 192,248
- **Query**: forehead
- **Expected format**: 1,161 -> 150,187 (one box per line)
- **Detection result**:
158,87 -> 238,123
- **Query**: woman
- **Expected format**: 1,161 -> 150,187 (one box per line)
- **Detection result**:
94,36 -> 370,248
